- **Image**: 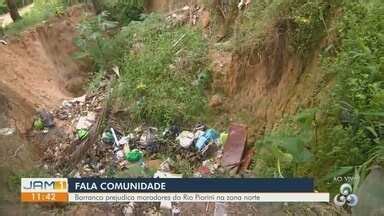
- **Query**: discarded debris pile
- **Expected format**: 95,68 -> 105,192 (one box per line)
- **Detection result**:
33,91 -> 107,173
32,83 -> 253,180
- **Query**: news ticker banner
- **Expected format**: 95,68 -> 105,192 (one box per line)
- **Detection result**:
21,178 -> 329,203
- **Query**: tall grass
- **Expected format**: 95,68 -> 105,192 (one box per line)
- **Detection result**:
252,0 -> 384,192
75,14 -> 212,127
4,0 -> 66,35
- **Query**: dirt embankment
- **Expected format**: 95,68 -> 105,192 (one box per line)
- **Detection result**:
210,17 -> 330,141
146,0 -> 328,140
0,5 -> 90,133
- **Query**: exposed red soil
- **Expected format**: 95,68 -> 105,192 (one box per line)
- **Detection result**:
210,21 -> 329,141
0,5 -> 91,132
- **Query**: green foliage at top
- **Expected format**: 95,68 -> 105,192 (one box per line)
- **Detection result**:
74,12 -> 118,70
234,0 -> 333,56
115,15 -> 210,126
0,0 -> 33,15
4,0 -> 66,35
0,0 -> 7,15
253,0 -> 384,192
75,14 -> 211,127
102,0 -> 145,25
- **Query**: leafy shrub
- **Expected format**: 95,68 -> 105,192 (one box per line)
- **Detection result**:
76,14 -> 211,127
254,109 -> 315,177
234,0 -> 333,56
4,0 -> 66,35
103,0 -> 145,24
0,0 -> 7,15
115,15 -> 210,126
0,0 -> 33,15
255,0 -> 384,192
74,12 -> 118,70
316,0 -> 384,189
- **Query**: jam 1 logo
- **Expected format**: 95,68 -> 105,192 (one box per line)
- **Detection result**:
21,178 -> 68,192
333,183 -> 358,207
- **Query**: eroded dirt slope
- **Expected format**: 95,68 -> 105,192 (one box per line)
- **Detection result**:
210,22 -> 331,141
0,5 -> 90,132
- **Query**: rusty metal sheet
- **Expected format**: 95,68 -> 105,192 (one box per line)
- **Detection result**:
221,123 -> 247,174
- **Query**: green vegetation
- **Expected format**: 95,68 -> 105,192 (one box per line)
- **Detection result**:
3,0 -> 380,194
4,0 -> 66,35
247,0 -> 384,192
317,0 -> 384,189
0,0 -> 7,15
76,11 -> 211,127
102,0 -> 145,24
115,16 -> 210,126
234,0 -> 333,57
0,0 -> 33,15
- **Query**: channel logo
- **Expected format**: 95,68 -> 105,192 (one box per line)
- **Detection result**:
333,183 -> 358,207
21,178 -> 68,192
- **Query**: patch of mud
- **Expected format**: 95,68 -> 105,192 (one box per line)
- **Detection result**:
0,5 -> 91,133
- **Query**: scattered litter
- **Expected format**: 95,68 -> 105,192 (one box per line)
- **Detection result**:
125,149 -> 143,162
203,159 -> 218,173
176,131 -> 194,148
195,128 -> 219,151
194,129 -> 205,140
118,136 -> 130,146
71,95 -> 86,104
75,112 -> 96,130
221,123 -> 247,174
116,150 -> 125,160
194,123 -> 207,132
0,39 -> 7,45
163,125 -> 181,138
214,202 -> 227,216
33,117 -> 44,130
238,0 -> 251,9
160,200 -> 173,210
139,128 -> 158,153
102,131 -> 114,144
112,65 -> 120,78
159,158 -> 175,172
77,129 -> 89,141
172,207 -> 181,216
0,128 -> 16,136
219,132 -> 228,146
195,159 -> 219,177
122,202 -> 135,216
39,110 -> 55,128
110,128 -> 120,146
154,171 -> 182,178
